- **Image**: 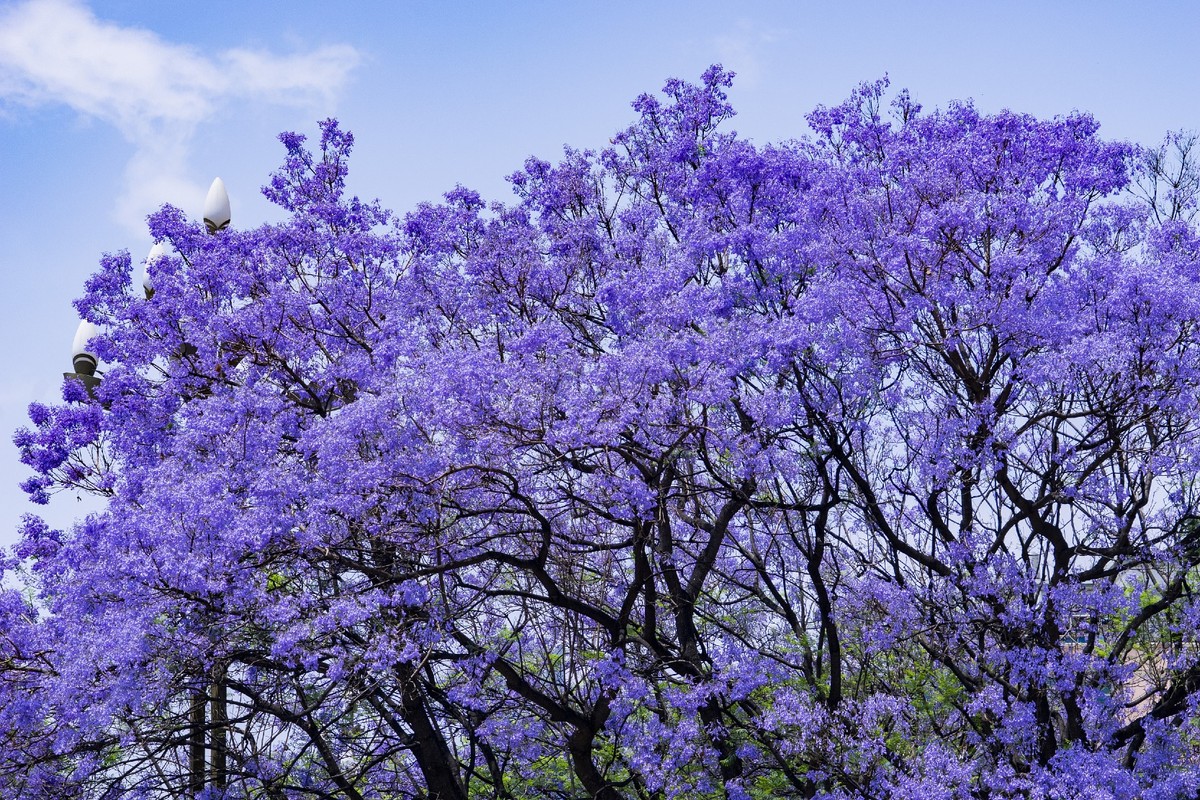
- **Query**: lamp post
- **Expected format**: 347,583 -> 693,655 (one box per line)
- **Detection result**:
65,178 -> 232,797
202,176 -> 230,793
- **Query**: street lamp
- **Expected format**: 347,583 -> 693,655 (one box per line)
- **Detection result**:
203,175 -> 230,793
64,320 -> 101,396
61,178 -> 232,796
203,178 -> 230,234
142,242 -> 166,299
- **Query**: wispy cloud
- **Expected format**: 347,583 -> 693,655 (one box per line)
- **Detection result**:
714,20 -> 786,90
0,0 -> 359,232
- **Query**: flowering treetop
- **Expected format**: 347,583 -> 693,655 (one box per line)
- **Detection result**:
7,66 -> 1200,799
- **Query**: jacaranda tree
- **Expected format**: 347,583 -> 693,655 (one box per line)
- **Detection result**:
8,67 -> 1200,799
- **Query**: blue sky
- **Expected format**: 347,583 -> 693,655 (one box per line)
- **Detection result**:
1,0 -> 1198,545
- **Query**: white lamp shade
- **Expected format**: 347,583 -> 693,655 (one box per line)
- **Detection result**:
71,320 -> 100,359
71,320 -> 101,375
143,242 -> 167,294
203,177 -> 231,233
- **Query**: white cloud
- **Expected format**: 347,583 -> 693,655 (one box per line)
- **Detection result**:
714,20 -> 786,90
0,0 -> 359,231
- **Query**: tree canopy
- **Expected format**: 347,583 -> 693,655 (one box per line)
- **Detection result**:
8,67 -> 1200,799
